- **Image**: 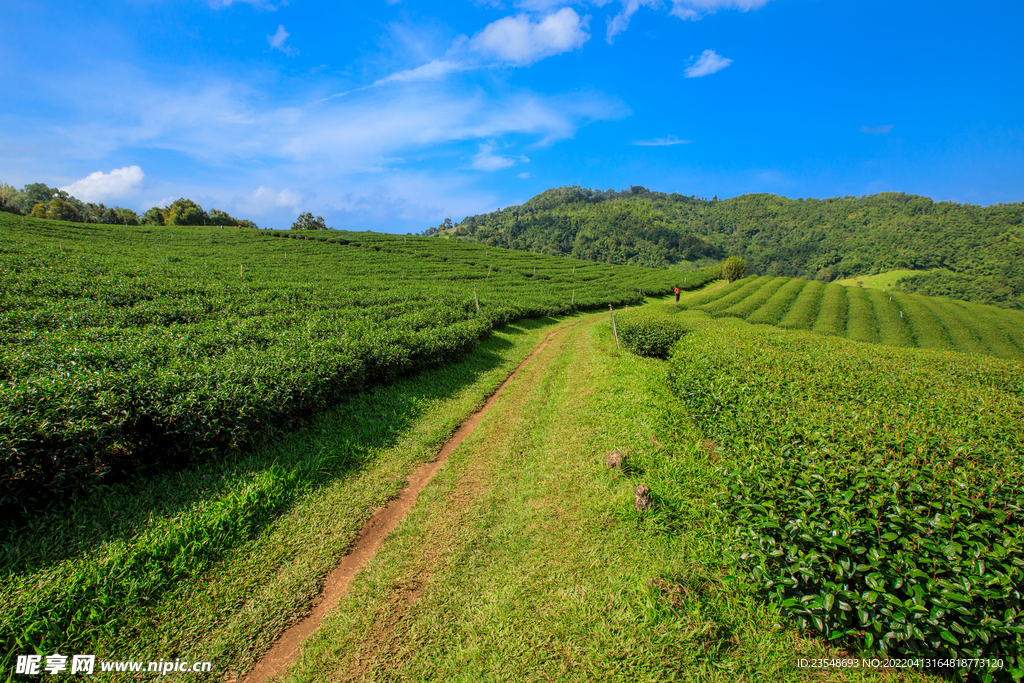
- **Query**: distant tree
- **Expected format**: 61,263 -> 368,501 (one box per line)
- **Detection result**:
46,197 -> 80,222
721,256 -> 747,283
22,183 -> 57,208
30,203 -> 47,218
165,198 -> 208,226
443,217 -> 453,230
141,207 -> 164,225
116,208 -> 140,226
290,212 -> 327,230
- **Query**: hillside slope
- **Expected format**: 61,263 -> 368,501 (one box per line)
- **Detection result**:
0,214 -> 712,510
447,186 -> 1024,309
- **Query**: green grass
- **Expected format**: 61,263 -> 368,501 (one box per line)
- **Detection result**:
835,269 -> 923,290
777,280 -> 824,330
810,283 -> 848,336
0,317 -> 568,679
844,285 -> 880,343
941,300 -> 1024,360
746,278 -> 807,326
282,307 -> 930,683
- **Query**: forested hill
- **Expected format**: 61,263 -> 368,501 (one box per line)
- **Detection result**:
440,186 -> 1024,309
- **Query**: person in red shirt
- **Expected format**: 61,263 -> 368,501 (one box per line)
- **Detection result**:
674,285 -> 680,302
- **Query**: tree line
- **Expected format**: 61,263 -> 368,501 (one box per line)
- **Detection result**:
0,181 -> 257,228
442,186 -> 1024,309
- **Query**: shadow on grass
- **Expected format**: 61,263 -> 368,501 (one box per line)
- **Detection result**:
1,316 -> 559,579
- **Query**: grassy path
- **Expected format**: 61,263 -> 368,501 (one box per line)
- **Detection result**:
278,313 -> 929,682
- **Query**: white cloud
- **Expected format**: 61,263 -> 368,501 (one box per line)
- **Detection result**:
468,142 -> 530,171
684,49 -> 732,77
61,165 -> 145,202
606,0 -> 771,41
268,25 -> 297,55
470,8 -> 590,66
606,0 -> 658,43
209,0 -> 285,8
240,186 -> 304,214
374,59 -> 467,86
632,135 -> 692,146
670,0 -> 771,20
517,172 -> 531,178
860,124 -> 894,135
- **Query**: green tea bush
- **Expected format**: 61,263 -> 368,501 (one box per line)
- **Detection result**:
891,292 -> 953,350
917,296 -> 988,355
680,275 -> 756,308
616,309 -> 688,359
778,280 -> 824,329
844,286 -> 879,343
719,276 -> 788,320
0,215 -> 717,510
667,321 -> 1024,681
698,276 -> 773,313
865,288 -> 915,347
810,283 -> 848,336
746,278 -> 807,326
944,301 -> 1023,359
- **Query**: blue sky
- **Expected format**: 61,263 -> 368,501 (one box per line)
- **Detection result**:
2,0 -> 1022,232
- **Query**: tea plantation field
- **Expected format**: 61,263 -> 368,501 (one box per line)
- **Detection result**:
0,214 -> 711,510
682,275 -> 1024,359
660,309 -> 1024,681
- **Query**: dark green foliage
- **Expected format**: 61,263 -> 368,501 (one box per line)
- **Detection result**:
721,256 -> 747,283
454,186 -> 1024,309
667,320 -> 1024,681
290,212 -> 328,231
616,309 -> 688,359
0,215 -> 715,510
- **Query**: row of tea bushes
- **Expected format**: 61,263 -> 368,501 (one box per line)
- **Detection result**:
666,314 -> 1024,681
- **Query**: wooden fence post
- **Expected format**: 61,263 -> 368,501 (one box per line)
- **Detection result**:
474,287 -> 480,313
572,289 -> 575,305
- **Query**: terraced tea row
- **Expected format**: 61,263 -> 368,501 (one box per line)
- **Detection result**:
682,275 -> 1024,360
666,311 -> 1024,679
0,214 -> 715,509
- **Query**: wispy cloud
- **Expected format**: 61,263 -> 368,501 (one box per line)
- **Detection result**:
670,0 -> 772,20
268,25 -> 297,56
606,0 -> 658,44
60,165 -> 145,202
468,142 -> 530,171
470,8 -> 590,66
607,0 -> 771,41
517,172 -> 531,178
209,0 -> 286,9
684,49 -> 732,77
373,59 -> 468,86
632,135 -> 692,146
860,124 -> 894,135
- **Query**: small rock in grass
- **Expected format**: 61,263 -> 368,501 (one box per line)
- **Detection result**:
605,449 -> 625,471
634,484 -> 652,511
